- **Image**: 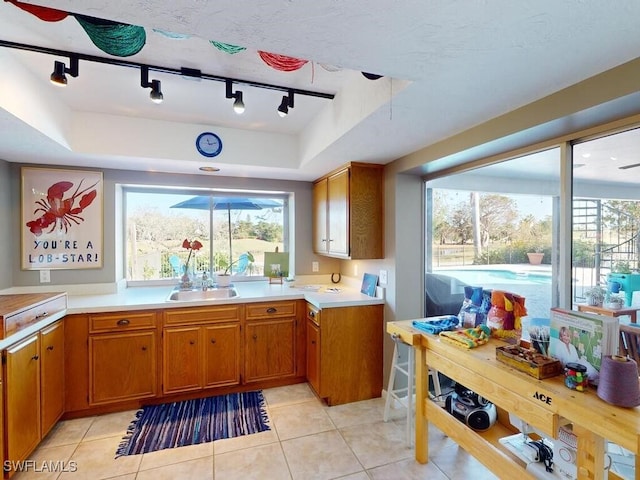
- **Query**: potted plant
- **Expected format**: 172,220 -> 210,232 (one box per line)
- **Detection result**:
526,246 -> 544,265
612,261 -> 632,274
584,285 -> 606,306
216,252 -> 254,287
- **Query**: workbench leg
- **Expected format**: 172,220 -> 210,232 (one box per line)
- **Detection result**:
414,345 -> 428,463
574,424 -> 606,479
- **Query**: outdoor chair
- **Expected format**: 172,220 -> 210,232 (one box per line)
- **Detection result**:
619,323 -> 640,375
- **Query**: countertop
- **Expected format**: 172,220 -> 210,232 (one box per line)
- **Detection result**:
0,281 -> 383,348
65,281 -> 384,314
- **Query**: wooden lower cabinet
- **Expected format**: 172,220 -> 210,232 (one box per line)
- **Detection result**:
306,317 -> 321,394
40,321 -> 65,438
88,311 -> 158,406
162,305 -> 241,395
306,302 -> 383,406
3,319 -> 65,476
244,300 -> 305,384
204,323 -> 241,388
245,318 -> 296,382
4,334 -> 41,471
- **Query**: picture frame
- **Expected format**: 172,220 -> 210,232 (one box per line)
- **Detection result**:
263,252 -> 289,278
21,167 -> 103,270
361,273 -> 379,297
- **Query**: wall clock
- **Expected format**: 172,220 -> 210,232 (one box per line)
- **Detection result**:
195,132 -> 223,157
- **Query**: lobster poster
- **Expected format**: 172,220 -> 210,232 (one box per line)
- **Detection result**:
21,167 -> 103,270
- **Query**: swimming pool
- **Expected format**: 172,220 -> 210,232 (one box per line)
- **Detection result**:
434,268 -> 552,286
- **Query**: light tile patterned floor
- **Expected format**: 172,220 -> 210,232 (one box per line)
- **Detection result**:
12,383 -> 497,479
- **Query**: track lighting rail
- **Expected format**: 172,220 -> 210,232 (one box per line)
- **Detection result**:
0,39 -> 335,100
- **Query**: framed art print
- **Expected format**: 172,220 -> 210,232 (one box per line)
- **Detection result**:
21,167 -> 103,270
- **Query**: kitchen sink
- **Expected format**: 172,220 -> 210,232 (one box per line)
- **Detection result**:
166,287 -> 239,302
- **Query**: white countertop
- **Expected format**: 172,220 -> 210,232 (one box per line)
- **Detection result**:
66,281 -> 384,314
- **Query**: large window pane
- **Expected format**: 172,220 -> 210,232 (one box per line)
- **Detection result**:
124,188 -> 287,281
572,127 -> 640,309
425,149 -> 560,320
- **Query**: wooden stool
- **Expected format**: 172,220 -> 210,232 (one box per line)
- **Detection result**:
384,334 -> 441,447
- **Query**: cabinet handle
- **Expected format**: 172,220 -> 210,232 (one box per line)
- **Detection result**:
211,338 -> 216,344
311,340 -> 316,345
252,334 -> 258,340
35,312 -> 49,320
309,311 -> 315,318
46,345 -> 54,351
31,355 -> 39,361
141,346 -> 147,351
266,307 -> 277,314
117,319 -> 130,326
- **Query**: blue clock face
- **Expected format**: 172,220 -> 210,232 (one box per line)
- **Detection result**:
196,132 -> 223,157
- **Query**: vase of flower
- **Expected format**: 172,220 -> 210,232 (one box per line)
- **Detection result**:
180,238 -> 202,289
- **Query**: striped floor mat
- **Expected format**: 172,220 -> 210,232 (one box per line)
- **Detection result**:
115,390 -> 270,457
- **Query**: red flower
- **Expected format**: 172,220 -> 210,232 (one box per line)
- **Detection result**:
182,239 -> 203,251
182,238 -> 203,273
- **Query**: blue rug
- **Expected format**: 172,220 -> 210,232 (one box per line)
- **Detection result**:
115,390 -> 270,457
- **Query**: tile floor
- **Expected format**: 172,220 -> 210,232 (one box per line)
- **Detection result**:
13,383 -> 497,479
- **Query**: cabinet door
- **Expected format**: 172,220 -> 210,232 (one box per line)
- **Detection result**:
312,178 -> 328,253
245,319 -> 295,382
89,331 -> 157,405
5,334 -> 41,464
163,327 -> 202,394
306,319 -> 321,396
204,324 -> 241,388
40,320 -> 65,437
327,168 -> 349,256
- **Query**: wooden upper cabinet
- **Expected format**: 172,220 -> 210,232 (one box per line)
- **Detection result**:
313,162 -> 384,259
312,177 -> 328,253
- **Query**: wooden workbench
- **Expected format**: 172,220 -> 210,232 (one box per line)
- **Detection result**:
387,319 -> 640,480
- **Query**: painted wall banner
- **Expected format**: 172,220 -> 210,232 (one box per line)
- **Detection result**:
21,167 -> 103,270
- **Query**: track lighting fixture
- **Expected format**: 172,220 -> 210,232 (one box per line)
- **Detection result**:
49,56 -> 79,87
277,91 -> 294,117
225,79 -> 245,114
140,66 -> 163,104
2,39 -> 334,108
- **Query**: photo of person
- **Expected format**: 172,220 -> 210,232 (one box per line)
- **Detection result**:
551,326 -> 599,382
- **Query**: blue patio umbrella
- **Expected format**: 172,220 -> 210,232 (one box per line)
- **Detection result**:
170,196 -> 282,270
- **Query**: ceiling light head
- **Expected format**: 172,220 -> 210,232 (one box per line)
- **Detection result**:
277,96 -> 289,117
233,90 -> 245,114
277,91 -> 294,117
50,56 -> 79,87
140,66 -> 163,103
150,79 -> 163,104
226,80 -> 245,114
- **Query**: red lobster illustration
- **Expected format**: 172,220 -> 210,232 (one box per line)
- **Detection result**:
26,179 -> 98,236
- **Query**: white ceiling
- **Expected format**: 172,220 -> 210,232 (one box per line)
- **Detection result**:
2,1 -> 640,182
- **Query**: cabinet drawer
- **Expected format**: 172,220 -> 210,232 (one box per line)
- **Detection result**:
4,295 -> 67,337
164,305 -> 242,326
246,301 -> 297,320
307,303 -> 320,327
89,311 -> 157,333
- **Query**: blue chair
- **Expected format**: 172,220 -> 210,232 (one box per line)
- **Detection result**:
169,255 -> 182,277
232,253 -> 251,275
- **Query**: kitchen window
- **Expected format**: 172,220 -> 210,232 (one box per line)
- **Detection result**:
124,187 -> 288,282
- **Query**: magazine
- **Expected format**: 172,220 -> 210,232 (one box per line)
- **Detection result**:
548,308 -> 619,382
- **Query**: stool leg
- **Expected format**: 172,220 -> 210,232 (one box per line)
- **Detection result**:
430,369 -> 442,398
383,342 -> 399,422
406,346 -> 414,447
